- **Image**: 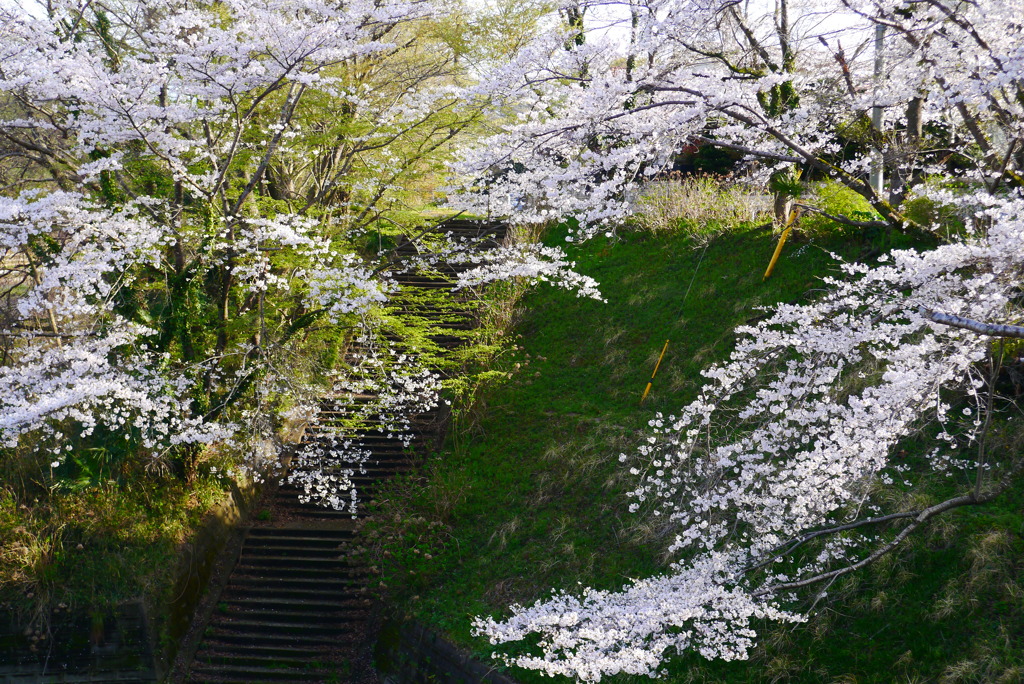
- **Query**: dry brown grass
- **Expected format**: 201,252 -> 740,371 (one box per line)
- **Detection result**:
632,174 -> 772,236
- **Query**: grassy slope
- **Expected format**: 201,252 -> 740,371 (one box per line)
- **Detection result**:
370,220 -> 1024,683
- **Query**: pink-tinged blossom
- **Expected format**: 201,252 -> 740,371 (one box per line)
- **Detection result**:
0,0 -> 438,471
452,244 -> 605,301
1,0 -> 597,482
287,338 -> 442,512
450,0 -> 1024,236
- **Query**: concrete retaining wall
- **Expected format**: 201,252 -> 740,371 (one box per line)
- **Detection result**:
376,619 -> 519,684
0,603 -> 154,684
155,474 -> 259,679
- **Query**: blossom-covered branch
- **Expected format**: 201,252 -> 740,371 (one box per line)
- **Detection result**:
450,0 -> 1024,236
473,138 -> 1024,683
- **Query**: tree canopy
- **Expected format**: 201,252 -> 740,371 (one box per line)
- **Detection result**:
2,0 -> 1024,680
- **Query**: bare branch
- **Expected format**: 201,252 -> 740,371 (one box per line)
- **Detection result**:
795,202 -> 890,229
922,308 -> 1024,339
754,491 -> 995,597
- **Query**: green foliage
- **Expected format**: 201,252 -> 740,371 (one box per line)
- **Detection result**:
756,81 -> 800,118
901,179 -> 971,239
800,180 -> 881,235
427,0 -> 554,66
121,149 -> 175,199
0,469 -> 233,618
767,168 -> 804,198
631,175 -> 771,236
692,145 -> 743,175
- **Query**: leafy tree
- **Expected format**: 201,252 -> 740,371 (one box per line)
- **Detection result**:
0,0 -> 464,488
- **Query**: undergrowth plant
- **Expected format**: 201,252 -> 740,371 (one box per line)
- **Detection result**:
0,469 -> 231,623
630,175 -> 772,237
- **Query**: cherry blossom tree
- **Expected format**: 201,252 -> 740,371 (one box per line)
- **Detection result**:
457,0 -> 1024,679
452,0 -> 1023,232
0,0 -> 454,483
0,0 -> 605,514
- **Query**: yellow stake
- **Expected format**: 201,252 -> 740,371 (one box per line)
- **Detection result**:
763,204 -> 802,280
763,222 -> 793,280
764,167 -> 803,281
641,340 -> 670,404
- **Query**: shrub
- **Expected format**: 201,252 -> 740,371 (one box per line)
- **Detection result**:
902,179 -> 971,239
799,180 -> 881,235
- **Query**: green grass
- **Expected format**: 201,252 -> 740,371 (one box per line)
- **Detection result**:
0,471 -> 233,618
368,219 -> 1024,683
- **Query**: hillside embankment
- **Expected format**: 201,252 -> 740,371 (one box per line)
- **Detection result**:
367,218 -> 1024,684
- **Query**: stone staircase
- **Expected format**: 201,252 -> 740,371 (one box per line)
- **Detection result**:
185,219 -> 507,683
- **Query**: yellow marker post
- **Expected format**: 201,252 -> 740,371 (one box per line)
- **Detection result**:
764,167 -> 803,281
763,205 -> 802,280
641,340 -> 670,404
763,222 -> 793,280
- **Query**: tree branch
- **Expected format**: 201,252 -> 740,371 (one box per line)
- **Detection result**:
795,202 -> 890,229
753,491 -> 994,597
921,308 -> 1024,339
692,135 -> 803,163
747,509 -> 921,573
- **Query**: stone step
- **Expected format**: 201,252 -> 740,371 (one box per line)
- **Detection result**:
211,606 -> 370,624
225,575 -> 369,592
222,578 -> 367,595
240,539 -> 351,552
232,563 -> 368,580
234,553 -> 354,566
219,594 -> 368,610
201,618 -> 361,636
189,661 -> 333,683
244,534 -> 354,547
187,218 -> 506,683
194,641 -> 324,658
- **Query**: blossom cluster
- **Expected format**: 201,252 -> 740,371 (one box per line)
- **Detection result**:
0,0 -> 439,472
286,335 -> 442,512
450,0 -> 1024,235
451,243 -> 605,301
